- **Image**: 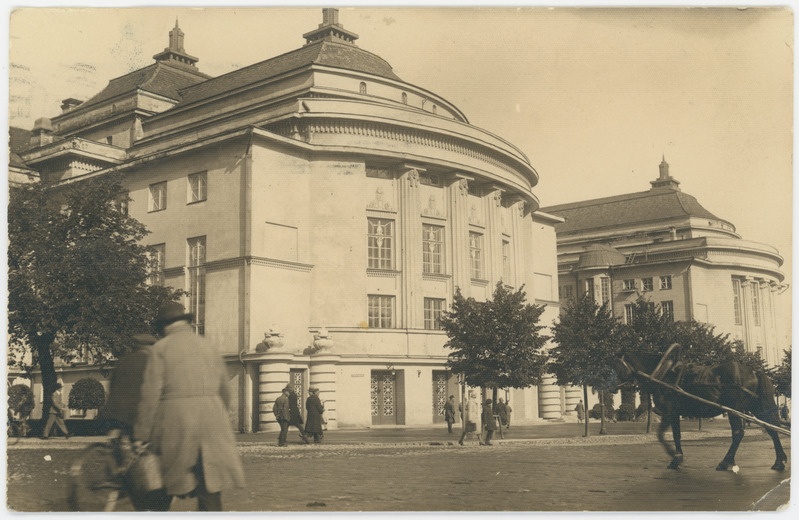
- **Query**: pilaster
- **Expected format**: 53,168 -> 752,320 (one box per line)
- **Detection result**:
398,166 -> 423,327
448,175 -> 472,295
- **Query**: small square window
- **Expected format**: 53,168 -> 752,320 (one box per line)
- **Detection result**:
149,182 -> 167,212
368,295 -> 395,328
622,279 -> 636,291
642,278 -> 654,291
660,275 -> 673,290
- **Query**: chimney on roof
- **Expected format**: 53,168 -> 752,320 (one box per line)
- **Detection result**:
650,155 -> 681,191
29,117 -> 54,147
303,7 -> 359,45
153,18 -> 199,68
60,98 -> 83,112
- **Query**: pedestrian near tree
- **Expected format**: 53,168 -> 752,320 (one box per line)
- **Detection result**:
304,387 -> 325,443
273,387 -> 291,447
41,383 -> 70,440
481,399 -> 498,446
444,395 -> 457,433
458,391 -> 483,446
495,398 -> 509,429
505,400 -> 513,429
134,302 -> 245,512
575,400 -> 585,423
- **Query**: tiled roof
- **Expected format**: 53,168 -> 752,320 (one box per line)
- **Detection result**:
540,188 -> 723,234
176,39 -> 401,107
69,62 -> 211,113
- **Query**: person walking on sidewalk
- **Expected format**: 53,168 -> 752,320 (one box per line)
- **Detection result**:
444,395 -> 457,434
575,400 -> 585,424
458,391 -> 483,445
304,387 -> 325,444
482,399 -> 498,446
273,387 -> 291,447
41,383 -> 70,440
495,398 -> 509,430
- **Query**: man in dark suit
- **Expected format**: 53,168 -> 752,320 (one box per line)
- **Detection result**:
41,383 -> 70,439
273,386 -> 291,447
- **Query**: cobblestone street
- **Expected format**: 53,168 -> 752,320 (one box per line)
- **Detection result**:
6,422 -> 790,512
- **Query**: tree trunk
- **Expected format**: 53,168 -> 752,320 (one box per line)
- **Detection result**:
33,334 -> 57,421
583,385 -> 589,438
646,393 -> 652,434
599,389 -> 607,434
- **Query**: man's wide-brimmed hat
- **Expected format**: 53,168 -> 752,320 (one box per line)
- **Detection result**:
282,385 -> 292,392
155,302 -> 192,329
309,387 -> 319,393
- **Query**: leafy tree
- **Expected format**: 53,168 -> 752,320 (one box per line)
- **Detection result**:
549,294 -> 623,436
7,175 -> 183,418
7,384 -> 35,418
68,378 -> 107,412
440,282 -> 550,399
770,348 -> 791,398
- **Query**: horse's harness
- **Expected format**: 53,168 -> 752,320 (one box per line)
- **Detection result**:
618,355 -> 758,397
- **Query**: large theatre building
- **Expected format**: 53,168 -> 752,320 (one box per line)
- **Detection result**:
11,10 -> 565,431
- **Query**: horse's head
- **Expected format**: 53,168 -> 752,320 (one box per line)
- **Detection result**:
612,355 -> 638,385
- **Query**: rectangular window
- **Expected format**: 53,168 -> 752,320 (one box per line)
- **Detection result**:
188,171 -> 207,203
422,224 -> 444,274
114,192 -> 129,215
586,278 -> 595,301
149,181 -> 167,212
368,295 -> 395,328
642,277 -> 654,292
502,239 -> 511,282
148,243 -> 166,286
660,275 -> 672,290
622,279 -> 636,291
600,277 -> 611,304
732,279 -> 743,325
751,284 -> 761,326
661,300 -> 674,322
367,218 -> 394,269
624,304 -> 634,324
559,285 -> 574,300
188,236 -> 206,335
469,232 -> 484,279
419,173 -> 440,186
424,298 -> 446,330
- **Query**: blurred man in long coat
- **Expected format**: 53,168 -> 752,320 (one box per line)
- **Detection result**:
481,399 -> 498,446
304,387 -> 325,443
134,303 -> 245,511
41,383 -> 70,440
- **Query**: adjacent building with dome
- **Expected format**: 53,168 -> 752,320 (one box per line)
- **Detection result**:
541,157 -> 788,368
10,10 -> 567,431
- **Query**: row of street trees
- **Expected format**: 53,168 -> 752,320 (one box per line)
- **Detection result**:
441,284 -> 790,437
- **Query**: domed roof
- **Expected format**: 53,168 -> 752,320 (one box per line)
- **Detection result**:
576,244 -> 627,269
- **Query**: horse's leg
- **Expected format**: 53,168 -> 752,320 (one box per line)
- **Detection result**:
657,414 -> 683,469
758,408 -> 788,471
717,413 -> 744,471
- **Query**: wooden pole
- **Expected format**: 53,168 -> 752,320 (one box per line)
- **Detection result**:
635,370 -> 790,436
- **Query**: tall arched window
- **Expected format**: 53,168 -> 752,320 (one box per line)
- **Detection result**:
401,92 -> 408,104
359,82 -> 367,94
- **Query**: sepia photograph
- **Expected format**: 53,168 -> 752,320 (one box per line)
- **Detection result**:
4,1 -> 793,515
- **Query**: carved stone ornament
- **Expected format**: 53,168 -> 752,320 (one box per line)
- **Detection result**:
517,201 -> 527,217
367,186 -> 393,211
458,179 -> 469,197
407,169 -> 420,188
255,325 -> 284,353
312,327 -> 334,351
493,190 -> 503,207
422,195 -> 443,217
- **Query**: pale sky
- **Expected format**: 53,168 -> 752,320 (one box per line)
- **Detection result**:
5,3 -> 794,345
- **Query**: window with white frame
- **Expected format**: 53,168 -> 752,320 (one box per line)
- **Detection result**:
624,304 -> 634,324
732,278 -> 743,325
660,275 -> 672,290
188,236 -> 206,335
642,277 -> 654,291
368,295 -> 394,328
148,243 -> 165,286
469,232 -> 484,279
188,171 -> 207,203
422,224 -> 444,274
424,298 -> 446,330
585,278 -> 595,301
367,218 -> 394,269
149,182 -> 167,212
600,277 -> 611,304
661,300 -> 674,321
622,279 -> 636,291
114,191 -> 129,215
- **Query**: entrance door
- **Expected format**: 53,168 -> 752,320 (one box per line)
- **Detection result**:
433,371 -> 459,423
371,370 -> 397,425
290,369 -> 305,421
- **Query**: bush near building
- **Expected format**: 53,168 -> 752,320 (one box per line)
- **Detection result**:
68,378 -> 106,413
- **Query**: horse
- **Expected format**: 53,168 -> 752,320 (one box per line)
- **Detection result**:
613,345 -> 788,472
